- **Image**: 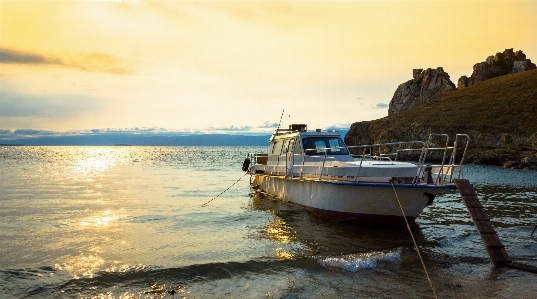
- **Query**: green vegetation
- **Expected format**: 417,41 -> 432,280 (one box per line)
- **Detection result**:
385,68 -> 537,135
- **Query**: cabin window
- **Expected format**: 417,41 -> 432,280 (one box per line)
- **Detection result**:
283,139 -> 292,153
293,139 -> 302,154
302,137 -> 349,156
271,140 -> 284,155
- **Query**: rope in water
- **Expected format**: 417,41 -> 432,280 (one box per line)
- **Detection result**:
390,182 -> 438,299
201,172 -> 249,207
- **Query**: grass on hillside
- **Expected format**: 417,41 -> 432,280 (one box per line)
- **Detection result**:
385,68 -> 537,135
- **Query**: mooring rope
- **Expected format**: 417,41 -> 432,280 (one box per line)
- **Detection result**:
390,182 -> 438,299
201,172 -> 249,207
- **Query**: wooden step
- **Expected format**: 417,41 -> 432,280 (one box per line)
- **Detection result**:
453,179 -> 511,266
452,179 -> 537,273
507,262 -> 537,273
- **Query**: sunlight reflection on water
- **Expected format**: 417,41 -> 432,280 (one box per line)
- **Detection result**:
80,210 -> 122,227
0,146 -> 536,299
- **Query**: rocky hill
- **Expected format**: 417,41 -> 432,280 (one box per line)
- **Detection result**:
389,67 -> 457,115
388,49 -> 535,116
458,48 -> 536,89
345,68 -> 537,169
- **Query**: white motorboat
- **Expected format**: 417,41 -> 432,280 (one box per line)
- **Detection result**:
245,124 -> 469,226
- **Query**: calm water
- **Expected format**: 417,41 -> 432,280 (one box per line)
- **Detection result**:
1,146 -> 536,299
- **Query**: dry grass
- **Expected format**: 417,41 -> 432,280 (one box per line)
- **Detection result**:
384,69 -> 537,135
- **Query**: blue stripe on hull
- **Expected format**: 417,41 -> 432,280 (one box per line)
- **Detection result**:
317,180 -> 458,190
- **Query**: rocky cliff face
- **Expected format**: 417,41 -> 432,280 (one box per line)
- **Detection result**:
388,67 -> 457,115
458,49 -> 536,88
345,120 -> 537,170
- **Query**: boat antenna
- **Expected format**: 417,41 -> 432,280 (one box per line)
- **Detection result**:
276,109 -> 284,131
270,109 -> 285,142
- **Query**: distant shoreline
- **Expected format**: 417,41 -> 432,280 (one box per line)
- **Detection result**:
0,134 -> 272,147
0,144 -> 267,147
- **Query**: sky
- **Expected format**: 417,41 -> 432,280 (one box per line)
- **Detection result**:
1,0 -> 536,139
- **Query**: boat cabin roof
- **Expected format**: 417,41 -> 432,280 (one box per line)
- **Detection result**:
271,124 -> 342,142
268,125 -> 350,158
271,130 -> 342,141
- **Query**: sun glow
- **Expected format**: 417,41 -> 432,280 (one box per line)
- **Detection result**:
1,1 -> 534,132
80,210 -> 120,227
67,147 -> 129,181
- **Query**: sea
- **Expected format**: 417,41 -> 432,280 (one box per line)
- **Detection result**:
0,146 -> 536,299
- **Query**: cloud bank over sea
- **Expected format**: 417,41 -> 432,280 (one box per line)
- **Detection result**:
0,123 -> 350,146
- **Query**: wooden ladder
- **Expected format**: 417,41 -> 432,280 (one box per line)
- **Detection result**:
453,179 -> 537,273
453,179 -> 511,266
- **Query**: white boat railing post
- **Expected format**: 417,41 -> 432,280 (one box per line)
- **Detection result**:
455,134 -> 470,180
291,138 -> 295,177
319,152 -> 325,180
285,149 -> 288,178
351,146 -> 367,183
285,147 -> 295,178
300,152 -> 306,179
448,135 -> 458,182
433,134 -> 449,184
413,137 -> 429,184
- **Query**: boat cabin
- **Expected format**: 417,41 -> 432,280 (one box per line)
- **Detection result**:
267,124 -> 353,165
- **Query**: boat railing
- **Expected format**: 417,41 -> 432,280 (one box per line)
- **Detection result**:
301,134 -> 469,184
248,133 -> 470,185
302,148 -> 337,179
347,141 -> 425,183
414,133 -> 470,184
348,141 -> 426,161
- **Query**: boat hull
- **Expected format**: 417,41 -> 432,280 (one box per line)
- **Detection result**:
252,174 -> 456,226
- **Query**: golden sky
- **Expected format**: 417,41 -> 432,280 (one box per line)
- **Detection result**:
1,0 -> 536,134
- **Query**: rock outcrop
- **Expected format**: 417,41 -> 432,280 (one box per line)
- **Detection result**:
458,49 -> 536,88
388,67 -> 457,115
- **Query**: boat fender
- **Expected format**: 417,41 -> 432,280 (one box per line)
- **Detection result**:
423,166 -> 433,184
242,157 -> 251,172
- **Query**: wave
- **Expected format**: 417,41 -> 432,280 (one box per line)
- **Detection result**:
317,248 -> 402,272
0,258 -> 316,298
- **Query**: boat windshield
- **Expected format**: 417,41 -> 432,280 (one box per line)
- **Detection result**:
302,137 -> 350,156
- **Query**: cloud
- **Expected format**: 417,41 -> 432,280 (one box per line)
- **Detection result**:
0,48 -> 62,65
0,126 -> 265,142
84,127 -> 180,135
0,47 -> 133,74
12,129 -> 57,136
0,129 -> 59,140
0,122 -> 353,143
0,127 -> 169,141
372,103 -> 389,109
326,123 -> 351,130
208,125 -> 254,132
64,52 -> 134,75
0,87 -> 103,119
257,121 -> 278,128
